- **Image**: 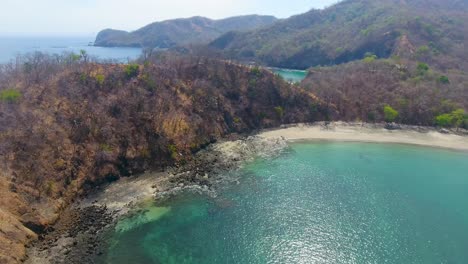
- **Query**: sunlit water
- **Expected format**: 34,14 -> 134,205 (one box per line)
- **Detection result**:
271,68 -> 308,83
0,36 -> 141,63
101,142 -> 468,263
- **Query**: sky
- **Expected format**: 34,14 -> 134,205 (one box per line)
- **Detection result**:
0,0 -> 339,36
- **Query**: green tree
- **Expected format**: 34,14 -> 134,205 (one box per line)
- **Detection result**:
383,105 -> 399,122
438,75 -> 450,84
435,114 -> 453,127
450,109 -> 465,127
417,62 -> 429,75
95,74 -> 105,86
463,117 -> 468,129
125,64 -> 140,79
0,89 -> 22,103
435,109 -> 466,128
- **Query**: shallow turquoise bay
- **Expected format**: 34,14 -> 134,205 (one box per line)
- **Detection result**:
102,142 -> 468,263
272,68 -> 308,83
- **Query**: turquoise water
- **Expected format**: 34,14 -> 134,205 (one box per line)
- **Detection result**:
271,68 -> 308,83
0,36 -> 142,63
102,142 -> 468,263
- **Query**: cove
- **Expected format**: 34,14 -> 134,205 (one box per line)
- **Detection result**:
271,68 -> 308,83
100,142 -> 468,263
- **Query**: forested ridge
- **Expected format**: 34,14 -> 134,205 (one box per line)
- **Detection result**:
209,0 -> 468,70
95,15 -> 277,48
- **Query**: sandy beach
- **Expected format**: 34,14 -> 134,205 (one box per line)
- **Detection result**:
258,122 -> 468,151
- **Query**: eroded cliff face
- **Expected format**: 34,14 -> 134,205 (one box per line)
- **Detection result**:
0,56 -> 331,263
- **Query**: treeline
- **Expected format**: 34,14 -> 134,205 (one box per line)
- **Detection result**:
302,57 -> 468,128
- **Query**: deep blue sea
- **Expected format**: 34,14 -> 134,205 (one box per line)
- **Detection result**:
0,36 -> 142,63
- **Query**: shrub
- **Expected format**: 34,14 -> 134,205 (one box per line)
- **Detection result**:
435,109 -> 466,128
70,53 -> 81,62
250,67 -> 262,77
44,180 -> 56,197
416,45 -> 430,56
363,53 -> 377,63
463,117 -> 468,129
417,62 -> 429,75
274,106 -> 284,118
435,113 -> 453,127
451,109 -> 465,127
141,74 -> 157,91
438,75 -> 450,84
95,74 -> 105,86
168,144 -> 178,159
0,89 -> 22,103
99,143 -> 113,152
79,73 -> 88,84
383,105 -> 399,122
125,64 -> 140,79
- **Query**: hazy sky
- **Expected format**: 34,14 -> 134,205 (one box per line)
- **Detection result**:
0,0 -> 339,36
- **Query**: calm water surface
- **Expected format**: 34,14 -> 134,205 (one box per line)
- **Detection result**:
272,68 -> 308,83
0,36 -> 141,63
101,142 -> 468,264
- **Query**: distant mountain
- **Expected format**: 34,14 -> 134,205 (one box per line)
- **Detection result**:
95,15 -> 278,48
209,0 -> 468,69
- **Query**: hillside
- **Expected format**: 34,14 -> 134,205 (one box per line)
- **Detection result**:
95,15 -> 278,48
301,57 -> 468,126
209,0 -> 468,70
204,0 -> 468,127
0,53 -> 329,263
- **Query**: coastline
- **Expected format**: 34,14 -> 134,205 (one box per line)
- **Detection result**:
25,122 -> 468,263
25,136 -> 288,263
258,122 -> 468,151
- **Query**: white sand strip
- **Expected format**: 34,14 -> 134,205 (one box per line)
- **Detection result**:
258,122 -> 468,151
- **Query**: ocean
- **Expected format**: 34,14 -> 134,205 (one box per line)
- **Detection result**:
0,36 -> 142,63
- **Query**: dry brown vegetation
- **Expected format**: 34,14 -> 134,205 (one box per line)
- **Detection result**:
0,53 -> 330,263
302,58 -> 468,126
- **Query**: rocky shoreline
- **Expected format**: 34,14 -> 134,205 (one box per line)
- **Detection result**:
25,135 -> 289,263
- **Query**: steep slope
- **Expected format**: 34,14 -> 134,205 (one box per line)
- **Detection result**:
0,53 -> 330,263
301,57 -> 468,127
95,15 -> 278,48
210,0 -> 468,70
